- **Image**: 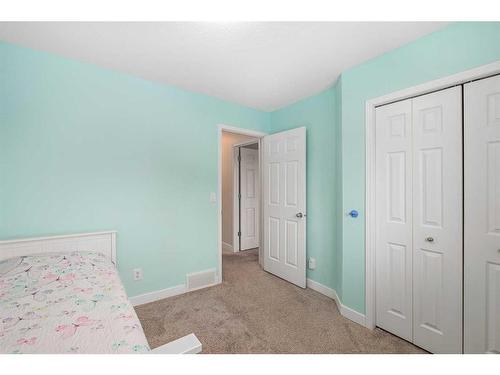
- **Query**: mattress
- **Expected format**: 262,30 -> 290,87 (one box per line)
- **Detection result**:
0,251 -> 150,353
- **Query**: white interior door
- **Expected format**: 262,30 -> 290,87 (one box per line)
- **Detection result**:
412,86 -> 462,354
375,98 -> 413,341
240,147 -> 259,250
263,127 -> 306,288
464,75 -> 500,354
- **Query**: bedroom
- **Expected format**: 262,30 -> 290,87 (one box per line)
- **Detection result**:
1,1 -> 499,373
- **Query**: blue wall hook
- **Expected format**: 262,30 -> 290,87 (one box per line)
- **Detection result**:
348,210 -> 359,218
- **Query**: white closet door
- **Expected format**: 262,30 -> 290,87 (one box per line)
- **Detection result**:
375,99 -> 413,341
464,75 -> 500,354
412,86 -> 463,354
263,127 -> 306,288
240,147 -> 259,250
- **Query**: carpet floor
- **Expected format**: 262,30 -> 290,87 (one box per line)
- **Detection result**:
135,249 -> 425,353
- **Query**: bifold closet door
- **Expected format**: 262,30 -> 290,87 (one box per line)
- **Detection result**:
375,86 -> 463,353
412,87 -> 462,354
375,98 -> 413,342
464,75 -> 500,354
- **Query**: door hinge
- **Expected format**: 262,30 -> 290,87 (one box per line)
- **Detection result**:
238,193 -> 241,199
238,231 -> 241,237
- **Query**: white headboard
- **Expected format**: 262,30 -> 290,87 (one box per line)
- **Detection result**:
0,231 -> 117,264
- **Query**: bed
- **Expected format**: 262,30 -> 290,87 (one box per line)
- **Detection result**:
0,231 -> 201,354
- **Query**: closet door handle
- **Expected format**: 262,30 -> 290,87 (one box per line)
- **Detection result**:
425,237 -> 434,243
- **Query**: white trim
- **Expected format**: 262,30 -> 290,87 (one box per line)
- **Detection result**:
130,268 -> 219,306
218,124 -> 267,138
0,230 -> 117,245
258,137 -> 264,266
151,333 -> 202,354
366,60 -> 500,109
218,124 -> 267,283
0,231 -> 117,264
232,146 -> 240,252
222,241 -> 233,253
306,278 -> 337,300
365,97 -> 377,330
341,305 -> 367,328
364,60 -> 500,330
306,278 -> 367,328
129,284 -> 187,306
129,282 -> 220,306
110,231 -> 116,265
233,140 -> 259,148
187,281 -> 219,293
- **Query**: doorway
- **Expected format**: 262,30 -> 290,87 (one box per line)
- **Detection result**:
218,125 -> 266,283
221,132 -> 261,255
217,124 -> 308,288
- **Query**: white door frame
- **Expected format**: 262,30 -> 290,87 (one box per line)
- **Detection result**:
218,124 -> 267,283
364,60 -> 500,329
232,140 -> 260,253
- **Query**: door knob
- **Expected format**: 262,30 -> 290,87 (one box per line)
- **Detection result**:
348,210 -> 359,218
425,237 -> 434,243
296,212 -> 304,218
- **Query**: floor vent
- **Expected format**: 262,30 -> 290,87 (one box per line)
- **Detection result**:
186,269 -> 216,291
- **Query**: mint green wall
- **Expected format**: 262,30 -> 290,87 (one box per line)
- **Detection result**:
270,88 -> 339,290
333,77 -> 343,298
0,41 -> 270,297
3,22 -> 500,310
0,38 -> 343,297
339,22 -> 500,313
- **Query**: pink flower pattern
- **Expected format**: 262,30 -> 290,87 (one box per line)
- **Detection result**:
0,252 -> 150,354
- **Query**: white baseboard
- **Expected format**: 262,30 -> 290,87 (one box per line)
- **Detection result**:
306,278 -> 367,328
130,275 -> 366,328
130,284 -> 187,306
306,278 -> 338,300
222,241 -> 233,253
130,269 -> 220,307
340,303 -> 367,327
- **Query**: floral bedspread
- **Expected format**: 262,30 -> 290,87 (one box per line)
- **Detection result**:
0,251 -> 150,353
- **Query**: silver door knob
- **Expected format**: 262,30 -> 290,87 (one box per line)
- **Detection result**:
296,212 -> 304,218
425,237 -> 434,243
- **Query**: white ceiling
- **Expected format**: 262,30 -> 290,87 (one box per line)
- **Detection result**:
0,22 -> 448,111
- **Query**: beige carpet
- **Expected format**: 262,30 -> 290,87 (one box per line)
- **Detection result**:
135,249 -> 425,353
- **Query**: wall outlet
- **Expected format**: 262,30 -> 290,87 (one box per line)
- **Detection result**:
133,268 -> 143,281
308,257 -> 316,270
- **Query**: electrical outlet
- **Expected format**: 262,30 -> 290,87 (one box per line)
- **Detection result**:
210,192 -> 217,203
308,257 -> 316,270
133,268 -> 143,281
